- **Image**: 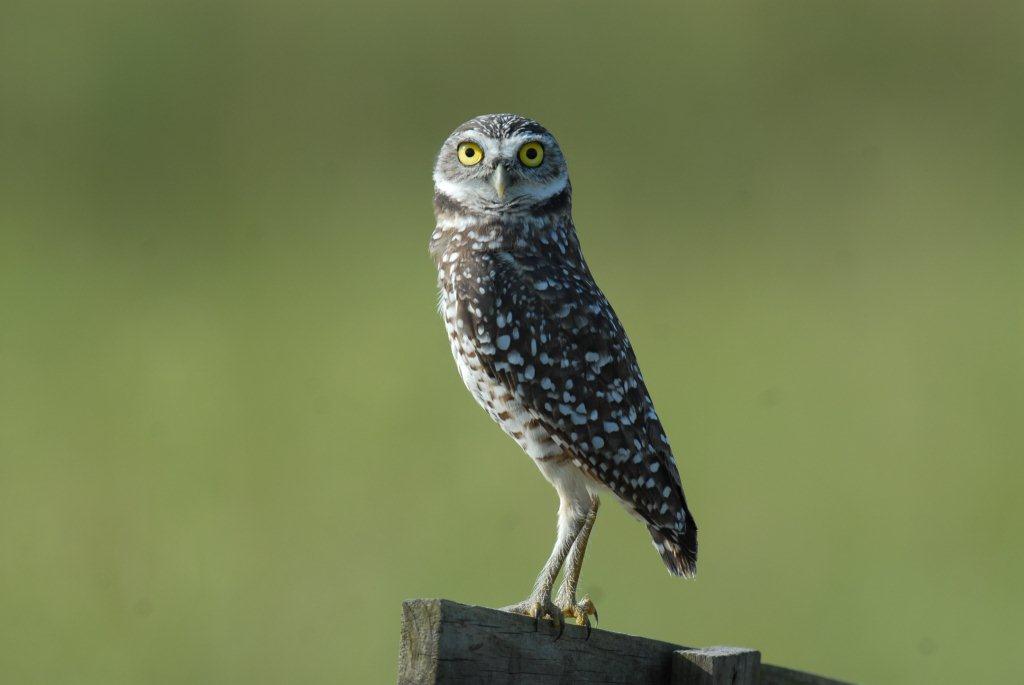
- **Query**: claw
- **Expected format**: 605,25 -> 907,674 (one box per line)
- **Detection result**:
503,598 -> 564,640
581,595 -> 598,627
554,593 -> 599,639
578,595 -> 597,626
548,601 -> 565,640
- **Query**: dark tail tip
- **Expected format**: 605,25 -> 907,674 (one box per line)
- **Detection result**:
648,513 -> 698,578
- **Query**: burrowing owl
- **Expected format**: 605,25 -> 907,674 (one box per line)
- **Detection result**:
430,114 -> 697,635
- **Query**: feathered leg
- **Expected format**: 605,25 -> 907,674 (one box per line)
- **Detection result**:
501,492 -> 589,638
555,495 -> 600,634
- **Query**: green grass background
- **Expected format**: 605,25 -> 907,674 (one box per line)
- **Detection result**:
2,1 -> 1022,683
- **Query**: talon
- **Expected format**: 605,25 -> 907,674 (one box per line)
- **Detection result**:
581,595 -> 598,626
503,598 -> 566,638
553,611 -> 565,640
554,594 -> 599,637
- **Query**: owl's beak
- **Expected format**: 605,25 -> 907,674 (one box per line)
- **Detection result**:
491,164 -> 509,199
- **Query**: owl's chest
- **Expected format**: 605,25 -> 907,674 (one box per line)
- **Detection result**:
440,287 -> 509,418
439,285 -> 557,459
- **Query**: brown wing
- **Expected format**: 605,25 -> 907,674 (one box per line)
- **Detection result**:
452,249 -> 693,538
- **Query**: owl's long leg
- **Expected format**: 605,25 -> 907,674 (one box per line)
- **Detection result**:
501,494 -> 589,638
555,496 -> 600,635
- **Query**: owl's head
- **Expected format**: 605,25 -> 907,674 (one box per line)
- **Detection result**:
434,114 -> 569,213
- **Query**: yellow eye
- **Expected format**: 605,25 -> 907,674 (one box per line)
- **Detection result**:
518,141 -> 544,167
457,141 -> 484,166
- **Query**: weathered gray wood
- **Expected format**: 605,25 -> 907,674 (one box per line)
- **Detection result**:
397,599 -> 854,685
398,598 -> 690,684
398,600 -> 443,684
671,646 -> 760,684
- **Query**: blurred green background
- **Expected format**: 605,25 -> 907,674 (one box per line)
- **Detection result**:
2,1 -> 1022,683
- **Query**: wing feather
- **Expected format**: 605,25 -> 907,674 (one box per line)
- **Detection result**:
453,249 -> 691,534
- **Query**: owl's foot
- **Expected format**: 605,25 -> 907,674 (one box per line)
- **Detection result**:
500,596 -> 565,639
555,593 -> 598,639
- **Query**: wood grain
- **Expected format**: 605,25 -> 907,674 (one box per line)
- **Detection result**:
397,599 -> 853,685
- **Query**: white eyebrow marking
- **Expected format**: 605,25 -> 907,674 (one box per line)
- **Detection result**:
433,168 -> 568,203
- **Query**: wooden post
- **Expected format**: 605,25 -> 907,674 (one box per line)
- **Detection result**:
397,599 -> 851,685
672,647 -> 760,684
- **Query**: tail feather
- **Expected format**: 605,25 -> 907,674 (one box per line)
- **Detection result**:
648,512 -> 698,578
